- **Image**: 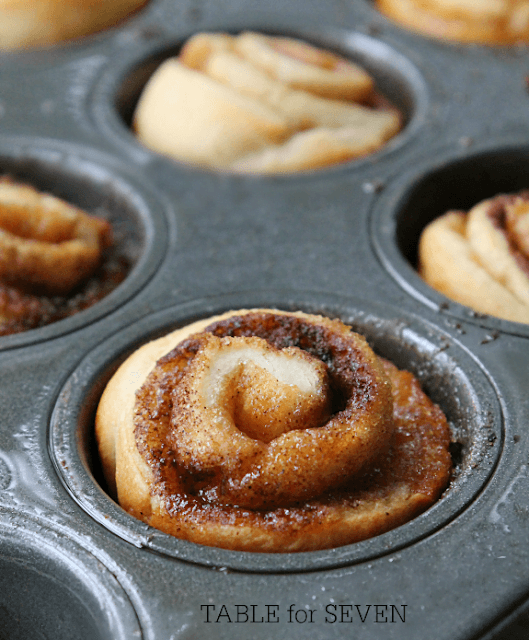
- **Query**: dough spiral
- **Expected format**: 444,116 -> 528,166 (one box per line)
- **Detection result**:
96,309 -> 452,552
133,32 -> 401,174
0,179 -> 126,336
0,179 -> 112,295
376,0 -> 529,45
419,191 -> 529,324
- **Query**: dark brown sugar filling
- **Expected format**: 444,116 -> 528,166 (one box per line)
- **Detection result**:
0,251 -> 129,336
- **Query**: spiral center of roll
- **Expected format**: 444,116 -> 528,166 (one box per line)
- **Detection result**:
0,180 -> 112,295
201,336 -> 332,443
163,315 -> 394,509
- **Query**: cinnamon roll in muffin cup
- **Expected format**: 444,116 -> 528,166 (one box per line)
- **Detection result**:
96,308 -> 452,553
419,191 -> 529,325
132,32 -> 402,174
376,0 -> 529,45
0,178 -> 130,337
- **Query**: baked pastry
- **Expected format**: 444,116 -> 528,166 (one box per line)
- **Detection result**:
418,191 -> 529,324
133,32 -> 402,174
0,178 -> 126,336
0,0 -> 148,50
376,0 -> 529,45
96,309 -> 452,552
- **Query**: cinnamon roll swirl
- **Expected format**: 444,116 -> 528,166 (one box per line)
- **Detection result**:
0,179 -> 126,336
376,0 -> 529,45
133,32 -> 401,174
0,0 -> 148,50
419,192 -> 529,324
96,309 -> 452,552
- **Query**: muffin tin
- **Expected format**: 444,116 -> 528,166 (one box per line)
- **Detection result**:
1,1 -> 529,638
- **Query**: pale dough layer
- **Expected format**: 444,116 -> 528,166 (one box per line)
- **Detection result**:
0,0 -> 148,50
419,197 -> 529,324
133,32 -> 401,174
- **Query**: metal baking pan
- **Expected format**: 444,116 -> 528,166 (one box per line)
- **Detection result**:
1,1 -> 529,638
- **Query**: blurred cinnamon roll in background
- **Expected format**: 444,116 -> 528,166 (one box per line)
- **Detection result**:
133,32 -> 402,174
376,0 -> 529,45
96,309 -> 452,552
0,179 -> 127,336
0,0 -> 148,50
419,191 -> 529,324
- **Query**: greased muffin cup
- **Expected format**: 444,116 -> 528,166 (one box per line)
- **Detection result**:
1,1 -> 529,639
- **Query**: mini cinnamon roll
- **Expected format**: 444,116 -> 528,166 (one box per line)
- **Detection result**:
133,32 -> 401,174
419,192 -> 529,324
376,0 -> 529,45
0,0 -> 148,50
0,180 -> 112,295
96,309 -> 452,552
0,179 -> 126,336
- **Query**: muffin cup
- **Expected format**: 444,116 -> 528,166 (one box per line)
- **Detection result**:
371,143 -> 529,338
89,19 -> 429,176
51,292 -> 502,572
0,136 -> 169,349
0,508 -> 141,640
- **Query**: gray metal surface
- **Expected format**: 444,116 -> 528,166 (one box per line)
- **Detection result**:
1,0 -> 528,638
